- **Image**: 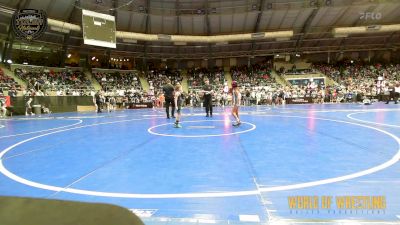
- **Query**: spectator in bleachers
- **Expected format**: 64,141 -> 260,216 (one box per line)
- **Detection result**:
8,86 -> 18,97
0,69 -> 20,95
15,68 -> 92,96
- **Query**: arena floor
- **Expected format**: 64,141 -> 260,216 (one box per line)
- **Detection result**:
0,103 -> 400,225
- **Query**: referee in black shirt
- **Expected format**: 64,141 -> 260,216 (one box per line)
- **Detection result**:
386,83 -> 398,104
95,90 -> 103,113
203,79 -> 213,117
163,79 -> 175,118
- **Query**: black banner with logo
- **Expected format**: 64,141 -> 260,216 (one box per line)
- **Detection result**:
12,9 -> 47,41
286,97 -> 314,104
128,103 -> 153,109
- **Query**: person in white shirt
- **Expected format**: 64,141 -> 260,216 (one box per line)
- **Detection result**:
0,98 -> 7,117
223,82 -> 229,93
56,90 -> 63,96
395,82 -> 400,96
256,91 -> 262,105
36,90 -> 44,96
251,90 -> 256,103
231,81 -> 241,126
25,98 -> 34,116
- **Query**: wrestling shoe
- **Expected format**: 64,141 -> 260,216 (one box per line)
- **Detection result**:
232,121 -> 241,127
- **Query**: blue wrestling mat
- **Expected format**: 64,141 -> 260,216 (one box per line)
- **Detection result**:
0,103 -> 400,225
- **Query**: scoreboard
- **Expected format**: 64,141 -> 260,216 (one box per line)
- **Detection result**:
82,9 -> 116,48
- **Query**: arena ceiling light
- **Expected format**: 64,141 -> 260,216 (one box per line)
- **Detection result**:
333,33 -> 348,38
170,31 -> 293,43
122,39 -> 137,43
174,42 -> 187,46
127,30 -> 292,43
44,18 -> 293,43
276,37 -> 291,41
251,32 -> 265,39
50,26 -> 70,34
215,42 -> 228,45
117,31 -> 158,41
333,24 -> 400,35
47,18 -> 81,32
158,34 -> 172,41
0,6 -> 14,15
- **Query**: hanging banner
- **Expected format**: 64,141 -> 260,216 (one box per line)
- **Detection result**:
12,9 -> 47,41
